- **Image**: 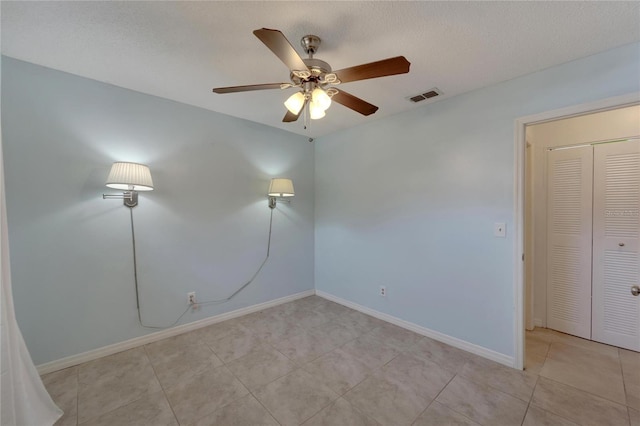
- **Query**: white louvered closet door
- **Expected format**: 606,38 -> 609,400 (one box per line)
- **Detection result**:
546,146 -> 594,339
592,139 -> 640,351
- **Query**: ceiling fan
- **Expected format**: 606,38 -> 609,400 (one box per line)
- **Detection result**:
212,28 -> 411,123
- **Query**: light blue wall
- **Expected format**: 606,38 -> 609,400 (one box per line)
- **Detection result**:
4,42 -> 640,366
314,42 -> 640,357
2,57 -> 315,365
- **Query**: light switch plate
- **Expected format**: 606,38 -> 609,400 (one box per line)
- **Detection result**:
494,222 -> 506,238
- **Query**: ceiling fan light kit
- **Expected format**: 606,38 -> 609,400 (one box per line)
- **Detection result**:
309,103 -> 326,120
212,28 -> 411,126
285,91 -> 305,115
311,87 -> 331,110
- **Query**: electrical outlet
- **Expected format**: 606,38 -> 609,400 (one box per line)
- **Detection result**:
187,292 -> 196,305
379,286 -> 387,297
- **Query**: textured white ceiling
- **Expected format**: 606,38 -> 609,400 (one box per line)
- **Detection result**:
2,1 -> 639,137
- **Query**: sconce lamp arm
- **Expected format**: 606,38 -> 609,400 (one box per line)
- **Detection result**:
103,191 -> 139,208
268,196 -> 292,209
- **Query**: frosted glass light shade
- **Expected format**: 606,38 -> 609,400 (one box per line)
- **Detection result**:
268,178 -> 295,197
284,92 -> 305,115
309,102 -> 326,120
312,87 -> 331,110
105,162 -> 154,191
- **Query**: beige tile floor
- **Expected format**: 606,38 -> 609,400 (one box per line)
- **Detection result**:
43,296 -> 640,426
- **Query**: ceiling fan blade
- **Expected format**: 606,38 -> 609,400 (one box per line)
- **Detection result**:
212,83 -> 285,94
253,28 -> 309,73
331,90 -> 379,116
282,110 -> 301,122
283,99 -> 307,122
332,56 -> 410,83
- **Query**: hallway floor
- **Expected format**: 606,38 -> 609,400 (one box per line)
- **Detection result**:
43,296 -> 639,426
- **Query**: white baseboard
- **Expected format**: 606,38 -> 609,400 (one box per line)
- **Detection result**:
316,290 -> 515,368
37,289 -> 315,375
533,318 -> 544,328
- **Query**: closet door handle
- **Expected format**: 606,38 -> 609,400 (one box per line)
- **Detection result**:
632,286 -> 640,297
618,242 -> 625,247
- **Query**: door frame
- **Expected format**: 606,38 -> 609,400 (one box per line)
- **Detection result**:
513,92 -> 639,370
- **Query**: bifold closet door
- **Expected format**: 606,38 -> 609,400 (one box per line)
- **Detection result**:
546,146 -> 594,339
592,139 -> 640,351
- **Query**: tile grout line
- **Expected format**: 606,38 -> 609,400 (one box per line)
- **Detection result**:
236,365 -> 337,426
617,347 -> 632,413
457,360 -> 536,405
141,344 -> 181,426
520,402 -> 531,425
181,328 -> 283,426
56,298 -> 323,426
387,332 -> 475,423
529,381 -> 616,426
297,318 -> 408,402
69,299 -> 637,426
539,367 -> 630,408
241,384 -> 283,426
345,399 -> 383,426
76,347 -> 170,424
520,374 -> 539,426
528,331 -> 635,425
296,396 -> 340,426
529,335 -> 630,410
540,375 -> 631,419
411,373 -> 460,426
204,304 -> 342,425
75,348 -> 159,425
72,302 -> 467,425
325,320 -> 430,414
247,301 -> 394,425
271,319 -> 365,366
74,367 -> 79,426
420,373 -> 480,424
409,400 -> 435,426
207,339 -> 281,423
546,330 -> 623,358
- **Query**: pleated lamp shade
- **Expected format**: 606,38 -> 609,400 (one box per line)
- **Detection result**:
268,178 -> 295,197
105,162 -> 154,191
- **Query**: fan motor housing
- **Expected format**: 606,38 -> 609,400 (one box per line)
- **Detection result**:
290,58 -> 332,84
303,58 -> 331,74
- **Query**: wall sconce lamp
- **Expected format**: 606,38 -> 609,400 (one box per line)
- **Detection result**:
268,178 -> 294,209
102,162 -> 154,207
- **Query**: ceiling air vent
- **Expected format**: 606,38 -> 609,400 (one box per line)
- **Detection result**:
407,88 -> 442,103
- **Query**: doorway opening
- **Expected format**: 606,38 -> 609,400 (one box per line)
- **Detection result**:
513,93 -> 640,370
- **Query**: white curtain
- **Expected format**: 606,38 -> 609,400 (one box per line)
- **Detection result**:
1,103 -> 62,424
